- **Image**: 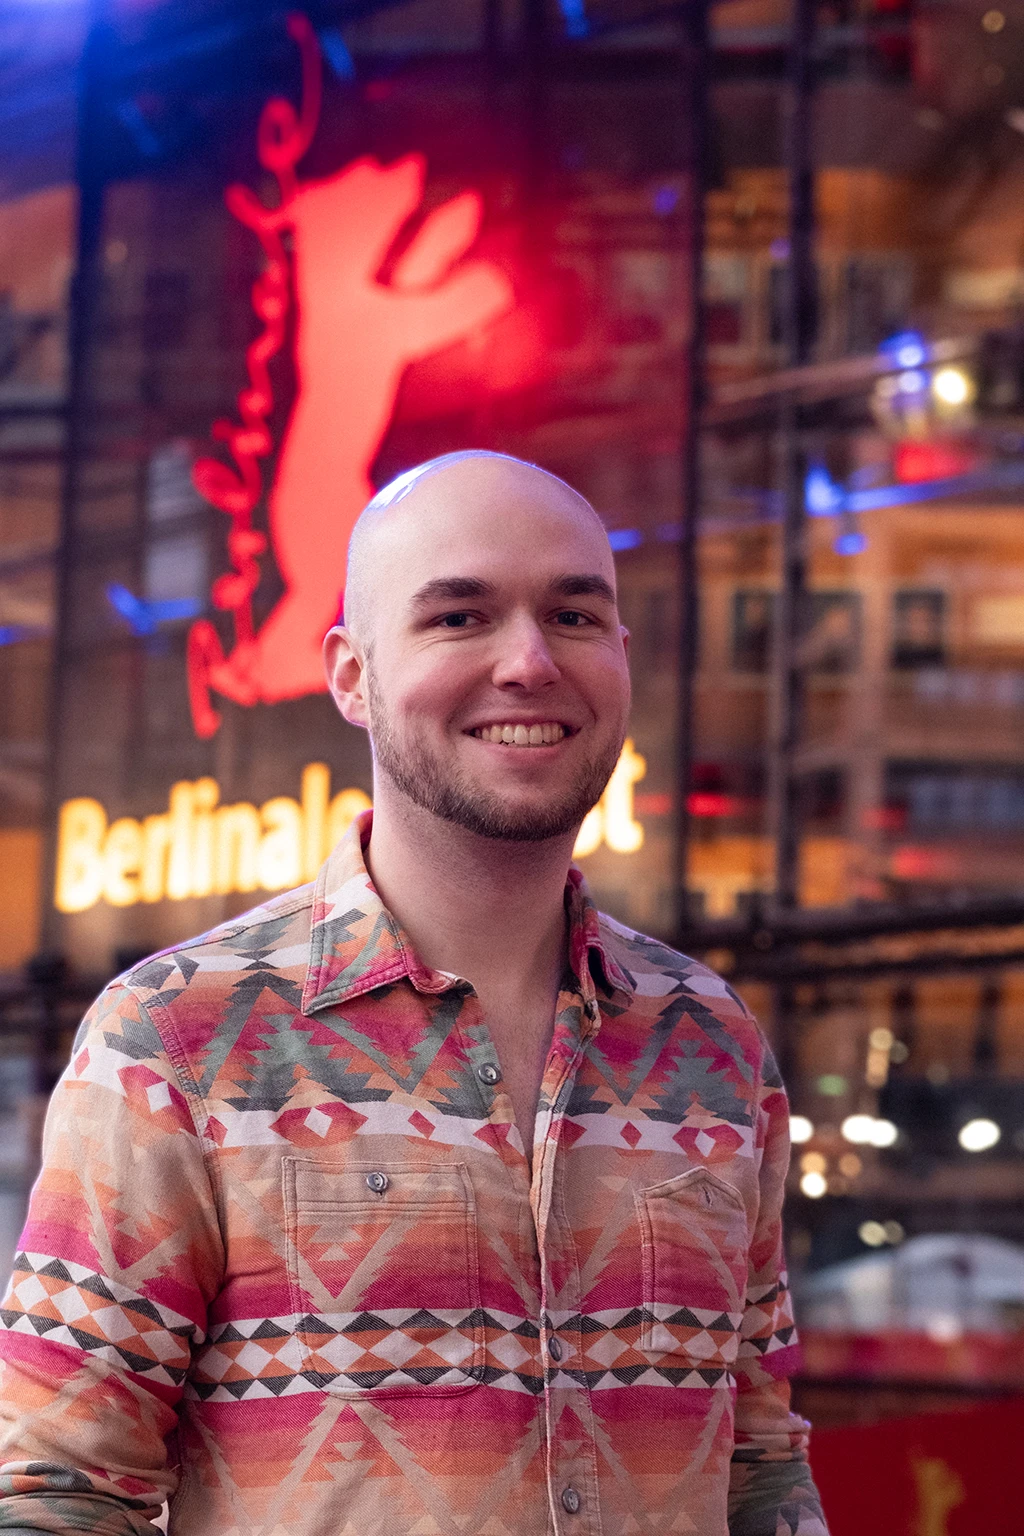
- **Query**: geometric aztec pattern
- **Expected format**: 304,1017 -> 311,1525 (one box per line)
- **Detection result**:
187,1303 -> 747,1400
0,813 -> 829,1536
3,1252 -> 196,1389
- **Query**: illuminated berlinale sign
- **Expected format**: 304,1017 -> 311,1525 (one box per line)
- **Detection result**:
573,739 -> 646,856
54,766 -> 371,913
187,14 -> 513,736
53,742 -> 646,914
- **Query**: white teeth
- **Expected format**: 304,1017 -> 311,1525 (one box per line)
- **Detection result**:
473,723 -> 567,746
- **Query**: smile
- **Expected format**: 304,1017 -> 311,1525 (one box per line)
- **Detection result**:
471,723 -> 567,746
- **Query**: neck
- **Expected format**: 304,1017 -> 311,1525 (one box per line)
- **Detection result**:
364,781 -> 576,998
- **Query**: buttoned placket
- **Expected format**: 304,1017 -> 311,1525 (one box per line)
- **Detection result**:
529,989 -> 606,1536
454,974 -> 605,1535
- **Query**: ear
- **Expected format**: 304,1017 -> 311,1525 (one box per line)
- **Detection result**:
323,626 -> 370,728
620,624 -> 630,659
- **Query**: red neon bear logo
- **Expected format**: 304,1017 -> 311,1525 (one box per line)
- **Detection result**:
187,15 -> 513,737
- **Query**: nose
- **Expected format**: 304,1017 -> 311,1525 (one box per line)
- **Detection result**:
491,615 -> 561,692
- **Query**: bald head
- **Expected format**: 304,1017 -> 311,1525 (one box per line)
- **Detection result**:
324,448 -> 630,845
342,452 -> 612,645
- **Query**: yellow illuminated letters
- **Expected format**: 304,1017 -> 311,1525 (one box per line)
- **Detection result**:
54,765 -> 372,914
54,743 -> 647,914
573,739 -> 646,858
55,799 -> 106,913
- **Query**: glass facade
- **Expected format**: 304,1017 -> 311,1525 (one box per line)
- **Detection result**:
2,0 -> 1024,1434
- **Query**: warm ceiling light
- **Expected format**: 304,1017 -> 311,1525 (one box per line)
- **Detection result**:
841,1113 -> 876,1145
790,1115 -> 814,1144
932,366 -> 973,406
868,1118 -> 899,1148
800,1152 -> 827,1175
839,1153 -> 862,1178
959,1117 -> 1001,1152
982,8 -> 1006,31
800,1171 -> 827,1199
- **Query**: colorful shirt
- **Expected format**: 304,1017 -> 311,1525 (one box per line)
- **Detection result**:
0,814 -> 828,1536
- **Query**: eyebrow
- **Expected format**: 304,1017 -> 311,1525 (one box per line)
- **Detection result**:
409,573 -> 617,612
409,577 -> 497,611
549,574 -> 617,604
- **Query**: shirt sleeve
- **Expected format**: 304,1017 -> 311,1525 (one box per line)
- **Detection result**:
0,981 -> 224,1535
727,1039 -> 830,1536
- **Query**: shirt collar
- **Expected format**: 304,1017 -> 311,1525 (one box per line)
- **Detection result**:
301,810 -> 633,1016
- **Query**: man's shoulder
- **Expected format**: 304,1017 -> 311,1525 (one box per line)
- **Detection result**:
595,908 -> 761,1038
107,880 -> 317,1012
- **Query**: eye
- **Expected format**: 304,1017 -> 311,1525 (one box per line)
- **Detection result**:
553,610 -> 593,627
436,612 -> 479,629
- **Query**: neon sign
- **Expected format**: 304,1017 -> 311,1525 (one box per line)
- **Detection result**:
55,764 -> 371,913
54,743 -> 646,913
187,14 -> 513,737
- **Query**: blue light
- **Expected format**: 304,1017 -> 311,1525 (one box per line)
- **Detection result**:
607,528 -> 642,551
557,0 -> 590,37
804,461 -> 845,516
880,329 -> 927,369
115,100 -> 162,160
0,624 -> 45,647
834,530 -> 867,555
106,584 -> 202,637
846,457 -> 1024,512
320,29 -> 356,81
653,185 -> 679,216
898,369 -> 927,394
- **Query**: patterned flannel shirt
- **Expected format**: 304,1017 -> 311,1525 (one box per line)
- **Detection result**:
0,813 -> 828,1536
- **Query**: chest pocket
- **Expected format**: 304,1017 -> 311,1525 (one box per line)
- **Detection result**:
283,1158 -> 483,1396
634,1166 -> 749,1370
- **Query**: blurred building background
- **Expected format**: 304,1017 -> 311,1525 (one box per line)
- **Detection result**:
2,0 -> 1024,1527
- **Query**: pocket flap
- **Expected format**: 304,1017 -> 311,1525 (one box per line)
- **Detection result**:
288,1159 -> 473,1212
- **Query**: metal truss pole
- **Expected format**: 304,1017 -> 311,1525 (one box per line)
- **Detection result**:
675,0 -> 711,931
770,0 -> 817,914
769,0 -> 817,1089
39,3 -> 110,955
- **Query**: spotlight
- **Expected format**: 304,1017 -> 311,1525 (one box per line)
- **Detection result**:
883,331 -> 927,369
800,1171 -> 827,1198
841,1113 -> 875,1145
789,1115 -> 814,1144
959,1117 -> 1001,1152
932,366 -> 973,407
868,1118 -> 899,1148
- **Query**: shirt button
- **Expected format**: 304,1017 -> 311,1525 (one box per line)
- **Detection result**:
585,999 -> 599,1020
476,1063 -> 501,1085
548,1336 -> 563,1361
561,1487 -> 581,1515
365,1171 -> 389,1194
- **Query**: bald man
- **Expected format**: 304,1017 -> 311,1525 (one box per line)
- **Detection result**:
0,454 -> 829,1536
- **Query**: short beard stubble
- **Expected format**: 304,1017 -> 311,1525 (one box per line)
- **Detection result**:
365,660 -> 623,843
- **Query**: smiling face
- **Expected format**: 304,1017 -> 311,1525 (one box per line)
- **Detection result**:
325,455 -> 631,843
